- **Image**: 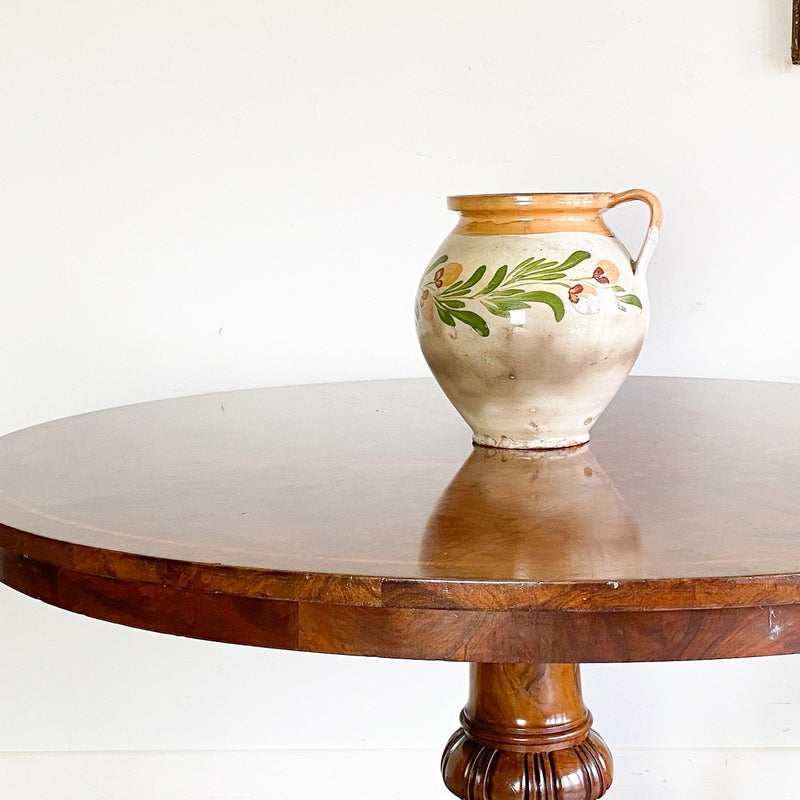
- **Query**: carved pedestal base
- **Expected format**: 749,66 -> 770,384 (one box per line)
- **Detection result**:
441,664 -> 612,800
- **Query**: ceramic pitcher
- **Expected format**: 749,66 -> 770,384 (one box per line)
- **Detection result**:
415,191 -> 662,449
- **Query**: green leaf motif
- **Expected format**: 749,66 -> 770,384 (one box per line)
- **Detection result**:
437,306 -> 456,326
557,250 -> 592,271
483,302 -> 511,319
521,261 -> 559,276
524,272 -> 566,282
449,308 -> 490,336
514,256 -> 546,271
478,265 -> 507,295
617,293 -> 643,309
488,299 -> 531,313
511,257 -> 556,279
453,265 -> 486,293
518,291 -> 565,322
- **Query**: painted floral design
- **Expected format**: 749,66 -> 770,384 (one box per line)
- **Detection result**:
416,251 -> 642,337
568,282 -> 601,315
592,260 -> 620,284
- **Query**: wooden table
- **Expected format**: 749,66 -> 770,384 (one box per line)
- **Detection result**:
0,377 -> 798,799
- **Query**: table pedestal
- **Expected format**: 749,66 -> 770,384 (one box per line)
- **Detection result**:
441,663 -> 612,800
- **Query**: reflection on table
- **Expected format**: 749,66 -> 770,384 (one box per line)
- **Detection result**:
422,444 -> 641,581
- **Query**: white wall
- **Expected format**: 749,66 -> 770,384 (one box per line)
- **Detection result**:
1,1 -> 799,798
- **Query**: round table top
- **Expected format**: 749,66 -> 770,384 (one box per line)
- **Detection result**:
1,377 -> 799,663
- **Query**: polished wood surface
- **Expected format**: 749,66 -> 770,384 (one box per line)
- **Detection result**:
442,664 -> 612,800
0,377 -> 799,662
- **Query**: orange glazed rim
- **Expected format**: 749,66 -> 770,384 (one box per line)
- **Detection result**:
447,193 -> 615,213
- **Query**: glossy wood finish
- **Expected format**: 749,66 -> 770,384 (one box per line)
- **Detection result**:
1,377 -> 798,800
0,377 -> 799,663
442,664 -> 612,800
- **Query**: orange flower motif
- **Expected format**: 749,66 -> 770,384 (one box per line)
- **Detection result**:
434,263 -> 463,288
593,260 -> 620,284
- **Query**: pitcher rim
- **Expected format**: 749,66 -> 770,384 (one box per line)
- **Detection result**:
447,193 -> 615,213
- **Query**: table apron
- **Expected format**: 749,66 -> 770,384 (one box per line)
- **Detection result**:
2,550 -> 799,663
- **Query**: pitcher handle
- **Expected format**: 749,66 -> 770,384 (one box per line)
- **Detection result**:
606,189 -> 663,275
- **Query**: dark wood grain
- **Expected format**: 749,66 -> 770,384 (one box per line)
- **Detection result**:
0,377 -> 799,663
442,664 -> 612,800
4,548 -> 800,662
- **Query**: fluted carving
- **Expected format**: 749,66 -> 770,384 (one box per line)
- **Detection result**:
441,663 -> 613,800
442,728 -> 612,800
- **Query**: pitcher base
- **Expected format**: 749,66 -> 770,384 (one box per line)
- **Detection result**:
472,432 -> 591,450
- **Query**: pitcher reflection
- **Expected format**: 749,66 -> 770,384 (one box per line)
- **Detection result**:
422,444 -> 641,580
